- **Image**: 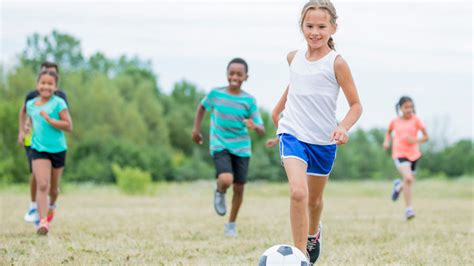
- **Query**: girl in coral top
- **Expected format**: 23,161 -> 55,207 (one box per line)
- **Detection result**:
384,96 -> 428,220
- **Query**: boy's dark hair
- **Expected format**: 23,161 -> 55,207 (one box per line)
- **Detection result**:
396,96 -> 415,115
37,70 -> 59,85
40,61 -> 59,74
227,58 -> 248,74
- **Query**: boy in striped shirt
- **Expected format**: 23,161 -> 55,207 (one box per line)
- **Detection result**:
192,58 -> 265,237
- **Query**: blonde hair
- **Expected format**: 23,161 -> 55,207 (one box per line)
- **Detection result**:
300,0 -> 338,50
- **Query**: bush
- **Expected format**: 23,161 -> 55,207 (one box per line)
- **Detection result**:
112,164 -> 153,195
173,149 -> 214,182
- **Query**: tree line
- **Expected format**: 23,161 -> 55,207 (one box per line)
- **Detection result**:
0,31 -> 472,183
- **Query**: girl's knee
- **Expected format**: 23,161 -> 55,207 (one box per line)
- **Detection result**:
404,175 -> 414,185
308,197 -> 323,209
49,187 -> 59,197
37,182 -> 50,193
290,187 -> 308,202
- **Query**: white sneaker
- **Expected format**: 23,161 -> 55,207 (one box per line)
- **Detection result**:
214,190 -> 226,216
405,207 -> 415,220
24,205 -> 39,223
224,222 -> 237,237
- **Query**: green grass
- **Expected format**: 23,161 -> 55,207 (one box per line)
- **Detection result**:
1,179 -> 473,265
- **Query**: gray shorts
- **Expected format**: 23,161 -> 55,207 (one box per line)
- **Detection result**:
212,150 -> 249,184
394,157 -> 418,173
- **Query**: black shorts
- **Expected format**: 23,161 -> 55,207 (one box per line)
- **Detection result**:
31,149 -> 67,168
395,157 -> 418,172
212,150 -> 250,184
24,146 -> 33,173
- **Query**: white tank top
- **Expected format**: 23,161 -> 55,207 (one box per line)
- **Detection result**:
277,47 -> 340,145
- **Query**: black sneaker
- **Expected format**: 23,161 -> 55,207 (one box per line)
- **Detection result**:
306,224 -> 322,264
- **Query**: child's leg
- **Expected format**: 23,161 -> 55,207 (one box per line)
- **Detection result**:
217,173 -> 233,193
229,183 -> 244,223
307,175 -> 328,235
228,154 -> 249,223
283,157 -> 309,254
397,165 -> 414,207
49,167 -> 63,205
32,159 -> 52,220
30,174 -> 37,202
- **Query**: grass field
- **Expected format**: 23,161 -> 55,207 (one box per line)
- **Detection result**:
1,179 -> 473,265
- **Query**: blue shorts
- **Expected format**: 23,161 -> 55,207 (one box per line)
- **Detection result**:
278,133 -> 337,176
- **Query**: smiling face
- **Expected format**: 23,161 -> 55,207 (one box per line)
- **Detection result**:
36,73 -> 56,99
302,8 -> 336,51
227,63 -> 248,90
400,100 -> 415,118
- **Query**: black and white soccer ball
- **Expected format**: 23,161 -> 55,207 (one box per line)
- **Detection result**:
259,244 -> 309,266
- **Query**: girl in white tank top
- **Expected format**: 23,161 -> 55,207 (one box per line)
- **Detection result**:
277,46 -> 340,145
270,0 -> 363,263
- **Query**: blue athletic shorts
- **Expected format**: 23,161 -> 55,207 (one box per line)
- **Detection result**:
278,133 -> 337,176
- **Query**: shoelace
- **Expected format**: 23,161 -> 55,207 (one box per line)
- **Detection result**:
307,237 -> 318,251
307,231 -> 320,251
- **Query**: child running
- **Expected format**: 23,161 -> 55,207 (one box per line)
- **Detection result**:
272,0 -> 362,263
192,58 -> 265,237
26,70 -> 72,235
383,96 -> 428,220
19,62 -> 69,225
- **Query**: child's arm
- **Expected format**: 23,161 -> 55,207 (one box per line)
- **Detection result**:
272,86 -> 288,128
272,51 -> 296,128
17,104 -> 27,145
332,56 -> 363,145
243,119 -> 265,135
418,128 -> 429,143
408,128 -> 429,144
41,109 -> 73,132
383,128 -> 392,150
265,137 -> 279,148
192,104 -> 206,144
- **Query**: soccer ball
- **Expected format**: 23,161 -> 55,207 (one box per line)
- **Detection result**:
259,244 -> 309,266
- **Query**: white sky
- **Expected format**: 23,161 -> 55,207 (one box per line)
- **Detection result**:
1,0 -> 472,141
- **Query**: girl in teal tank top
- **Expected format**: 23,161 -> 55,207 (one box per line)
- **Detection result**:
26,70 -> 73,235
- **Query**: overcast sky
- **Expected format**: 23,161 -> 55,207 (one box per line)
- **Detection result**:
1,0 -> 472,141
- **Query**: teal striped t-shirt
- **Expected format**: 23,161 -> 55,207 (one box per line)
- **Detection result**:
201,87 -> 263,157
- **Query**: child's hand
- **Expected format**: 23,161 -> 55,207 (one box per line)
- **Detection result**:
192,129 -> 203,145
383,141 -> 390,150
17,131 -> 24,146
24,121 -> 31,135
331,126 -> 349,145
406,136 -> 417,144
40,111 -> 50,122
265,138 -> 279,148
243,119 -> 256,130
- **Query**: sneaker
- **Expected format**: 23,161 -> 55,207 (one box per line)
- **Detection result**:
405,208 -> 415,220
214,189 -> 226,216
36,219 -> 49,235
224,222 -> 237,237
391,179 -> 402,201
24,206 -> 39,223
307,224 -> 322,264
47,204 -> 56,223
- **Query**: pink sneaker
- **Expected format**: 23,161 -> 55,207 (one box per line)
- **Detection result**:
36,219 -> 49,235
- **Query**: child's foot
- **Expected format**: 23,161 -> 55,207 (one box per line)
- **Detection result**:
405,208 -> 415,220
224,222 -> 237,237
24,204 -> 39,223
214,189 -> 226,216
391,179 -> 402,201
36,219 -> 49,235
47,204 -> 56,223
307,224 -> 322,264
